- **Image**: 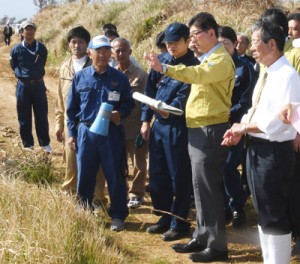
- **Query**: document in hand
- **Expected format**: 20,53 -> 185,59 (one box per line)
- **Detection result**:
132,92 -> 184,116
290,104 -> 300,133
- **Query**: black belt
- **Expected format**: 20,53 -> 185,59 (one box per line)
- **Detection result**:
248,136 -> 271,144
248,136 -> 293,145
19,79 -> 43,84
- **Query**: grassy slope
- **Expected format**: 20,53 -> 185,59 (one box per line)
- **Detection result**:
34,0 -> 296,75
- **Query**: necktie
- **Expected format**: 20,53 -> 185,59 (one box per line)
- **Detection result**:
248,71 -> 268,123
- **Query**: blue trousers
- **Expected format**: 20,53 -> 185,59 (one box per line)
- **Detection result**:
76,123 -> 128,220
223,137 -> 247,212
149,120 -> 192,232
16,80 -> 50,147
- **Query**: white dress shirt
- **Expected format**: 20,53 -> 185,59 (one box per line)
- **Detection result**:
242,55 -> 300,141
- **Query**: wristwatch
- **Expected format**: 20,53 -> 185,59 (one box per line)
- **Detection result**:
161,64 -> 168,74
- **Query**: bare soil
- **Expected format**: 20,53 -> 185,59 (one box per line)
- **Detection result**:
0,36 -> 298,264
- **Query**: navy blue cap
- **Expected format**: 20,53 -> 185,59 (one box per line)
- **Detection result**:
163,22 -> 190,42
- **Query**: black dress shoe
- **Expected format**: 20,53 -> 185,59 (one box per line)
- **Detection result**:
172,238 -> 205,253
162,229 -> 189,242
146,224 -> 169,234
189,248 -> 228,262
232,210 -> 246,228
225,210 -> 233,225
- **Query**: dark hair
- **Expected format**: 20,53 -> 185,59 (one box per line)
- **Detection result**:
218,26 -> 237,43
104,29 -> 120,39
260,8 -> 288,36
252,19 -> 285,52
287,12 -> 300,22
155,31 -> 166,50
188,12 -> 219,37
102,23 -> 117,32
67,26 -> 90,43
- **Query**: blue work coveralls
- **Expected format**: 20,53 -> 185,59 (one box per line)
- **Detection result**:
223,52 -> 256,213
67,66 -> 134,220
10,40 -> 50,148
141,50 -> 199,232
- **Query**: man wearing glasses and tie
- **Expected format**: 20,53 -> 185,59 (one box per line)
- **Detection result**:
146,12 -> 235,262
222,20 -> 300,264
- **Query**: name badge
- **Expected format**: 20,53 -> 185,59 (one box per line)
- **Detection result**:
108,91 -> 120,101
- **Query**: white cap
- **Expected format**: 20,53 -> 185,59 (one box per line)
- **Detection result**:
88,35 -> 111,49
292,38 -> 300,48
21,21 -> 36,29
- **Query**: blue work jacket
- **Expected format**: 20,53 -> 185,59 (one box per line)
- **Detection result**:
10,40 -> 47,80
141,49 -> 199,124
230,52 -> 257,123
67,65 -> 135,137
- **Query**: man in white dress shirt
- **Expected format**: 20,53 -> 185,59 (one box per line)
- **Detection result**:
222,20 -> 300,264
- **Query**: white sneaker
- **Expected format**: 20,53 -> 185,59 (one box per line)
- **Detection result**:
110,219 -> 124,231
23,146 -> 34,152
42,145 -> 52,154
127,196 -> 143,209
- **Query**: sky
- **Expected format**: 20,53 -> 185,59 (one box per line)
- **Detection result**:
0,0 -> 38,21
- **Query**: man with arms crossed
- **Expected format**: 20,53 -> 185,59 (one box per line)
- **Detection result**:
10,21 -> 52,153
111,37 -> 148,209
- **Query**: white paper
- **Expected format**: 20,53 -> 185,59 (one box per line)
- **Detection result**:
132,92 -> 183,116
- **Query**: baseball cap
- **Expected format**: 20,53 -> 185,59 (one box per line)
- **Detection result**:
292,38 -> 300,48
21,21 -> 36,29
88,35 -> 111,49
163,22 -> 190,42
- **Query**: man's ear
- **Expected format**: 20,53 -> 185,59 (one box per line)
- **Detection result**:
267,38 -> 275,49
129,49 -> 132,56
87,49 -> 92,59
208,28 -> 215,39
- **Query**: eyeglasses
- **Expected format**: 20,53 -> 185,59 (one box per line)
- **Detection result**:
189,30 -> 207,39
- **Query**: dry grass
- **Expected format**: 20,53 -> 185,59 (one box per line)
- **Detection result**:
31,0 -> 300,75
0,129 -> 131,264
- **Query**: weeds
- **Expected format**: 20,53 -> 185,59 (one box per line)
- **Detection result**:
0,126 -> 131,263
32,0 -> 300,77
2,146 -> 56,186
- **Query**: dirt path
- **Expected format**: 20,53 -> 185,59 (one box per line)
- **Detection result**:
0,36 -> 292,264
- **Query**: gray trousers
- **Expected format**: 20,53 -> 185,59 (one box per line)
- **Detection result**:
188,123 -> 229,252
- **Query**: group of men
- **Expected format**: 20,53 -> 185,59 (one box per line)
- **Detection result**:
8,7 -> 300,264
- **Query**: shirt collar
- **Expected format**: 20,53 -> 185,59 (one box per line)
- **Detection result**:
24,39 -> 36,49
91,64 -> 112,77
266,55 -> 286,74
201,42 -> 222,62
116,61 -> 134,74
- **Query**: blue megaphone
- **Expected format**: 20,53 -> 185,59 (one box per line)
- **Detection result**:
90,102 -> 113,136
